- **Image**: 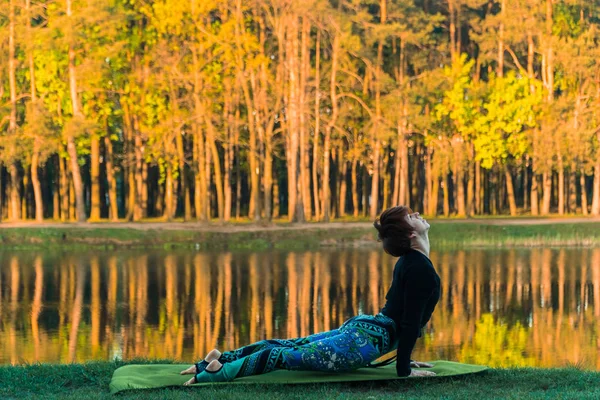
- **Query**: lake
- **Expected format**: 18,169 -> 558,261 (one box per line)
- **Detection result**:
1,248 -> 599,369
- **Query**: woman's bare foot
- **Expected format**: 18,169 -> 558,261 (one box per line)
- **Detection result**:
180,348 -> 222,376
183,376 -> 196,386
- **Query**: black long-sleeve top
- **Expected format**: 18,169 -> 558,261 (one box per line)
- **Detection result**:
380,249 -> 441,377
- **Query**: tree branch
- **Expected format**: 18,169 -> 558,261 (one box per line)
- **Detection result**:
504,45 -> 527,75
337,92 -> 374,118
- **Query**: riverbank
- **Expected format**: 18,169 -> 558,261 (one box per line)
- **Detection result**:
1,360 -> 599,399
1,218 -> 600,250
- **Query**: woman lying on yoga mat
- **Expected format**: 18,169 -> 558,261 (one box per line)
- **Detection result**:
180,205 -> 441,384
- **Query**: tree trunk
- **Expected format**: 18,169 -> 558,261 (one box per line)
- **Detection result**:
205,131 -> 212,219
224,133 -> 233,222
59,156 -> 69,221
66,0 -> 87,222
568,166 -> 576,213
382,150 -> 390,211
90,136 -> 101,221
104,136 -> 119,221
351,157 -> 359,217
323,33 -> 340,222
449,0 -> 457,62
263,137 -> 273,221
53,161 -> 60,220
392,126 -> 401,206
425,145 -> 432,214
1,165 -> 4,221
69,178 -> 76,221
430,173 -> 440,217
192,49 -> 208,221
411,140 -> 420,207
498,166 -> 505,213
505,165 -> 517,216
453,141 -> 466,216
272,170 -> 280,218
176,129 -> 190,221
27,0 -> 42,222
31,153 -> 43,222
467,146 -> 475,216
399,133 -> 409,206
498,0 -> 505,78
122,103 -> 134,221
9,165 -> 20,221
531,164 -> 539,216
546,0 -> 554,103
155,172 -> 164,216
164,163 -> 174,221
196,130 -> 208,222
8,0 -> 20,221
235,0 -> 260,221
142,163 -> 150,217
557,161 -> 565,215
490,168 -> 497,215
581,170 -> 588,215
592,161 -> 600,215
370,34 -> 384,219
456,168 -> 466,216
299,17 -> 312,220
362,166 -> 368,217
370,140 -> 381,218
193,133 -> 202,221
127,156 -> 135,220
542,171 -> 552,215
331,148 -> 339,217
475,161 -> 482,214
22,171 -> 29,219
206,119 -> 224,221
235,132 -> 242,220
284,19 -> 301,222
443,174 -> 450,217
322,126 -> 331,222
312,33 -> 321,221
523,159 -> 529,212
133,116 -> 144,221
339,156 -> 348,217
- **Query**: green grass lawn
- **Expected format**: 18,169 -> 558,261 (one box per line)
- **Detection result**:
1,221 -> 600,250
1,360 -> 599,399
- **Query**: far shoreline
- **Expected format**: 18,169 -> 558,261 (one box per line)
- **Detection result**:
0,215 -> 599,230
1,217 -> 600,250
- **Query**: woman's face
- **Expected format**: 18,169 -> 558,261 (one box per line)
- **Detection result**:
405,212 -> 430,235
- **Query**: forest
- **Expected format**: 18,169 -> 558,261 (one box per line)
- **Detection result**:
0,0 -> 599,222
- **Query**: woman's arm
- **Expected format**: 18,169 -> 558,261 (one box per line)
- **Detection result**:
394,267 -> 438,377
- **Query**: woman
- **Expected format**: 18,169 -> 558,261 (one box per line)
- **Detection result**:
181,205 -> 441,384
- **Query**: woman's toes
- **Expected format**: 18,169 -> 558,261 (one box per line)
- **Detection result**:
206,359 -> 222,372
183,376 -> 196,386
180,365 -> 196,375
205,349 -> 221,363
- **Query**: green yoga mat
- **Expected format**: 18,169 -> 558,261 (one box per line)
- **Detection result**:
109,361 -> 488,394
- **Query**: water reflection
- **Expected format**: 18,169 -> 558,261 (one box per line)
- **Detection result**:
1,248 -> 600,369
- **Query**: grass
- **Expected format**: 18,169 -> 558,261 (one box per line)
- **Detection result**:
1,221 -> 600,250
0,226 -> 372,250
1,360 -> 600,399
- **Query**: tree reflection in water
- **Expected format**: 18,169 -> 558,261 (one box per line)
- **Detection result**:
1,248 -> 599,369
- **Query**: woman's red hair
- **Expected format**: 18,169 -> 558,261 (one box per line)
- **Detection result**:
373,206 -> 414,257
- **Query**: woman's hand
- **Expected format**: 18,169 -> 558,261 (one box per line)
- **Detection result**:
409,369 -> 436,377
410,360 -> 434,368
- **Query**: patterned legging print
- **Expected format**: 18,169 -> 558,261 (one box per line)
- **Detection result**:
195,313 -> 395,381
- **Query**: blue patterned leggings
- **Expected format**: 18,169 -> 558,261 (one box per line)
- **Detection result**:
194,313 -> 397,383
